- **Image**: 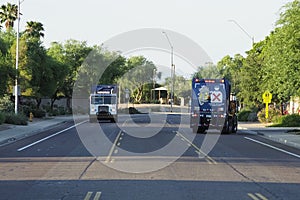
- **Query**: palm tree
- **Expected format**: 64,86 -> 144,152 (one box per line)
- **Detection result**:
24,21 -> 45,38
0,3 -> 18,30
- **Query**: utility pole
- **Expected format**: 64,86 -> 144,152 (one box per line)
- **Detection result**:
162,31 -> 175,112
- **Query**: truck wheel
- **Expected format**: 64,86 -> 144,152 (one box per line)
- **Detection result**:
232,116 -> 238,133
222,119 -> 230,134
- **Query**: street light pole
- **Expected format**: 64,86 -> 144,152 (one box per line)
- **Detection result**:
228,19 -> 254,45
162,31 -> 175,112
14,0 -> 22,114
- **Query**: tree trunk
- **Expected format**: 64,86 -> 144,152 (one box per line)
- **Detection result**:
36,98 -> 42,109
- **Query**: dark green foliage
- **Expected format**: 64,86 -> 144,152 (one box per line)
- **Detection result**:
275,114 -> 300,127
0,95 -> 14,113
4,112 -> 28,125
0,112 -> 5,124
237,108 -> 258,122
32,109 -> 46,118
237,109 -> 252,121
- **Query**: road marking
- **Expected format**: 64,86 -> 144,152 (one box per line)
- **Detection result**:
105,130 -> 122,163
84,191 -> 102,200
255,193 -> 268,200
244,137 -> 300,159
93,192 -> 102,200
176,131 -> 217,164
247,193 -> 268,200
84,192 -> 93,200
17,120 -> 88,152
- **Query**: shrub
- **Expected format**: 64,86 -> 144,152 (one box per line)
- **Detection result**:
0,112 -> 5,124
257,107 -> 281,123
0,95 -> 14,113
4,113 -> 28,125
279,114 -> 300,127
32,109 -> 46,118
238,108 -> 258,122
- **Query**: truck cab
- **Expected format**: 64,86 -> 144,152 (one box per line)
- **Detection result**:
89,85 -> 118,123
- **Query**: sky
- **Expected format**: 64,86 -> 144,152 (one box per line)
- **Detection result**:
1,0 -> 293,77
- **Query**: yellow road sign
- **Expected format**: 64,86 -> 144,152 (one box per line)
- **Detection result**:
263,91 -> 272,104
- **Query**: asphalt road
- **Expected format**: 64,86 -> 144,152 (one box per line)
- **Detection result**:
0,114 -> 300,200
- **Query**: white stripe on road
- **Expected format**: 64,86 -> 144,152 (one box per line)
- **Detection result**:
84,191 -> 102,200
244,137 -> 300,159
17,120 -> 88,152
105,130 -> 122,163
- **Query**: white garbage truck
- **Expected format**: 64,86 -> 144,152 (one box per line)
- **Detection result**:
89,85 -> 118,123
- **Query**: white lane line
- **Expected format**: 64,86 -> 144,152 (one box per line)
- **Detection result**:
244,137 -> 300,159
17,120 -> 88,152
105,130 -> 122,163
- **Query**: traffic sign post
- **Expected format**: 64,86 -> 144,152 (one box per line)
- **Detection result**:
262,91 -> 272,119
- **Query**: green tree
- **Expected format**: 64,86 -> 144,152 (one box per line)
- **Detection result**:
24,21 -> 45,39
118,56 -> 157,103
46,42 -> 69,110
0,3 -> 18,31
59,40 -> 92,110
259,0 -> 300,112
194,63 -> 222,80
165,75 -> 191,104
0,30 -> 16,97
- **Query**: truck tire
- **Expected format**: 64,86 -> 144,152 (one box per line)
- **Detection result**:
231,116 -> 238,133
222,119 -> 230,134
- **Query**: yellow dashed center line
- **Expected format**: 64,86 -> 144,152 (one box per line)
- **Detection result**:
176,131 -> 217,164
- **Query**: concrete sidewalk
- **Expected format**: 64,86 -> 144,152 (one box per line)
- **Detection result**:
238,122 -> 300,150
0,116 -> 74,147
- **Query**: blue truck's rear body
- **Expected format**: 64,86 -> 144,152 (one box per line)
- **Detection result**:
190,78 -> 237,133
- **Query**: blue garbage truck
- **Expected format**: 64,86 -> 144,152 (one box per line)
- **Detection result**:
190,78 -> 237,134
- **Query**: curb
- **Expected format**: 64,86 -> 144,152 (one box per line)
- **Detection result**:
257,131 -> 300,150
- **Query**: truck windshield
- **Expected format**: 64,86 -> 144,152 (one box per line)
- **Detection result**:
91,96 -> 116,104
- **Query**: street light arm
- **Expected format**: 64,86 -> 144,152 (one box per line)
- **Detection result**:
228,19 -> 254,44
162,31 -> 173,49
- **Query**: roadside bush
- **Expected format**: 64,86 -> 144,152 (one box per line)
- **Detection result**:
275,114 -> 300,127
48,109 -> 59,116
0,112 -> 5,124
257,107 -> 281,123
32,109 -> 46,118
4,113 -> 28,125
238,108 -> 258,122
0,95 -> 14,113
